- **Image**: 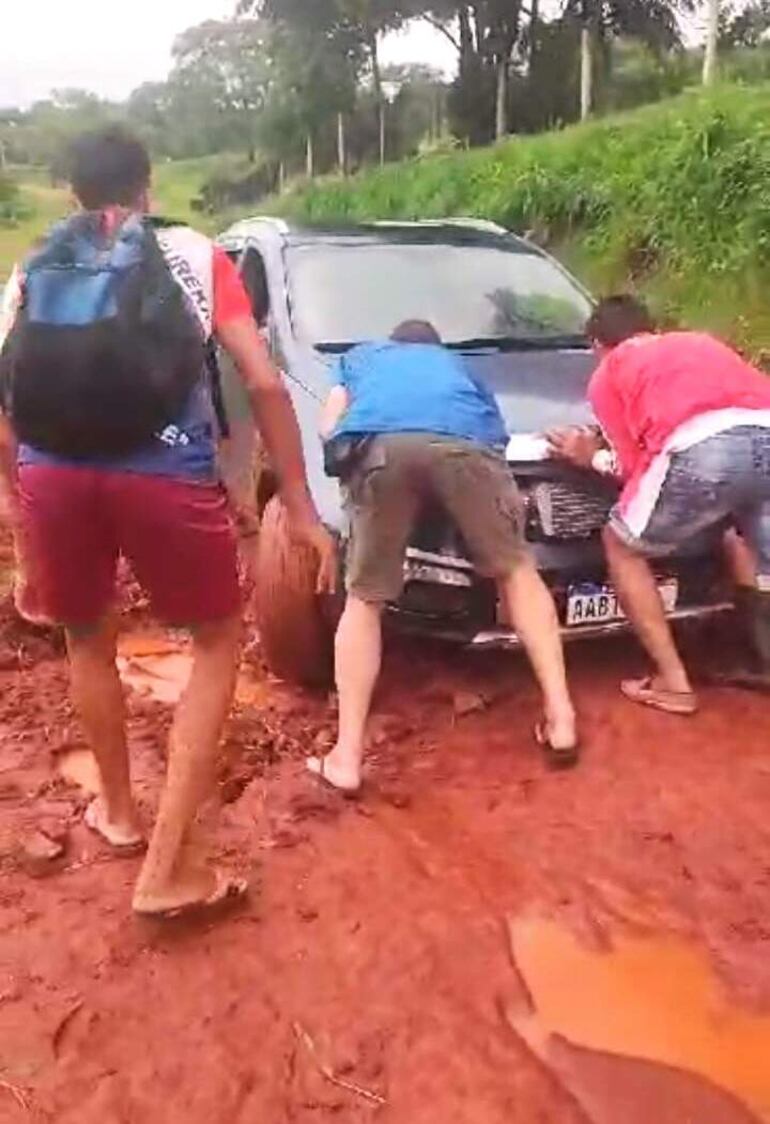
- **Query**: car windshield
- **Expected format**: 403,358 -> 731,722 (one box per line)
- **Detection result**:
287,239 -> 592,347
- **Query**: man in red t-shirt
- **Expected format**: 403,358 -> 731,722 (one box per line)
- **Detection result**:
550,295 -> 770,713
0,128 -> 336,918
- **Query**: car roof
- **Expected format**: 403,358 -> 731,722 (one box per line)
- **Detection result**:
218,215 -> 541,255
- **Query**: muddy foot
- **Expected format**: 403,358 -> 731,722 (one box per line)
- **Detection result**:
132,869 -> 248,920
306,754 -> 362,796
84,798 -> 145,854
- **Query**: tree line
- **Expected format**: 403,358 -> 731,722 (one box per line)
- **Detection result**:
1,0 -> 768,204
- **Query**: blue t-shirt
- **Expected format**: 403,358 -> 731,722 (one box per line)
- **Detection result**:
332,341 -> 507,450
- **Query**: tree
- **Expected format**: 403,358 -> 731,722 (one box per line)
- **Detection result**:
125,82 -> 173,155
412,2 -> 527,141
340,1 -> 414,160
244,0 -> 411,162
377,63 -> 448,156
720,0 -> 770,46
703,0 -> 720,83
170,19 -> 274,159
0,90 -> 119,176
565,0 -> 690,119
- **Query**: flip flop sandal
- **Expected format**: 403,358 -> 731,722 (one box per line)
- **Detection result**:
133,873 -> 249,922
306,756 -> 362,799
621,677 -> 698,716
534,722 -> 580,770
84,800 -> 146,856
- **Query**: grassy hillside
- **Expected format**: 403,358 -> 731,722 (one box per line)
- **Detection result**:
3,87 -> 768,356
269,83 -> 770,357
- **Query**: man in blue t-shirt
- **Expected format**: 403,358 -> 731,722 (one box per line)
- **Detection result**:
307,319 -> 579,792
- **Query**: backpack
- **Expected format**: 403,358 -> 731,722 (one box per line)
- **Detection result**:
0,212 -> 210,458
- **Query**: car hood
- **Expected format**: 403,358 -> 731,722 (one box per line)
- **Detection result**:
301,344 -> 598,529
462,346 -> 597,434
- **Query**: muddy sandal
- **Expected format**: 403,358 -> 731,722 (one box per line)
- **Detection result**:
534,722 -> 580,770
621,677 -> 698,716
133,873 -> 249,922
306,756 -> 362,799
84,799 -> 146,856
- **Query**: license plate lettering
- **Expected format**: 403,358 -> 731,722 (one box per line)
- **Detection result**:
567,581 -> 677,627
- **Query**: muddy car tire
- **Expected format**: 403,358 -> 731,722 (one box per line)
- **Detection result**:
254,496 -> 335,687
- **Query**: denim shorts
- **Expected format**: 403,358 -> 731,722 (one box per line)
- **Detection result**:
610,426 -> 770,577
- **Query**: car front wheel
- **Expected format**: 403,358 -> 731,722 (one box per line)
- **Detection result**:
253,496 -> 336,687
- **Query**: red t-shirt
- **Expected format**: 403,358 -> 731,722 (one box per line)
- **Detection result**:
212,246 -> 253,330
589,332 -> 770,492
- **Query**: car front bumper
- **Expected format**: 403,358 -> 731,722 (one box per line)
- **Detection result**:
466,600 -> 734,650
396,547 -> 733,650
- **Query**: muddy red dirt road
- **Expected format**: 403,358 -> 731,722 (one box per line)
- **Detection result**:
2,602 -> 770,1123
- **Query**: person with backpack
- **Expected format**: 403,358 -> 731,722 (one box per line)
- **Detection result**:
549,295 -> 770,713
0,127 -> 335,919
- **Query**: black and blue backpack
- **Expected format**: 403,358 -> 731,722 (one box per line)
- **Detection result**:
0,212 -> 216,458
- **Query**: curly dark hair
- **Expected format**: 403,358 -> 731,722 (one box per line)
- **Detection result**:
67,126 -> 151,209
586,295 -> 656,348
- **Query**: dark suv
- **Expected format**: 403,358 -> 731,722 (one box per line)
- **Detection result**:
218,216 -> 729,685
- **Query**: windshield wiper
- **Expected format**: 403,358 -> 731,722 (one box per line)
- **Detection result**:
447,334 -> 590,352
315,341 -> 357,354
315,335 -> 590,354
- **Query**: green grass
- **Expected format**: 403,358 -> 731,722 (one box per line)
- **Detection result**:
264,82 -> 770,358
151,154 -> 235,230
0,181 -> 69,282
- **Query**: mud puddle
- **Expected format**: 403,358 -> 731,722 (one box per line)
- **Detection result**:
508,915 -> 770,1122
116,632 -> 267,707
56,633 -> 267,798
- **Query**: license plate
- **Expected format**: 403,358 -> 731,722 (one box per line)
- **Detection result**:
566,580 -> 678,627
403,560 -> 472,588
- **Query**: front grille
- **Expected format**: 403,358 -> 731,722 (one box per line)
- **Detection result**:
527,480 -> 614,540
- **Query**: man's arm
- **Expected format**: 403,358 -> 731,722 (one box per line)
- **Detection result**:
547,352 -> 637,479
216,315 -> 336,592
546,425 -> 617,475
320,385 -> 350,439
0,414 -> 18,520
0,267 -> 21,523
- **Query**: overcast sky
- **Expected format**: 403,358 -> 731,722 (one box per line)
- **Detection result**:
0,0 -> 458,109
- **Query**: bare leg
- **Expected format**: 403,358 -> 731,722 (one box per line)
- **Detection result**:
132,614 -> 242,913
308,594 -> 382,791
66,616 -> 141,844
723,527 -> 757,588
716,529 -> 770,687
498,560 -> 577,750
603,526 -> 692,694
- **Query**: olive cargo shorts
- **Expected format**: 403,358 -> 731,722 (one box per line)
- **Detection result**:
344,434 -> 529,603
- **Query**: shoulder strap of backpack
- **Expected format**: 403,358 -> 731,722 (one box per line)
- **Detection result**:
147,218 -> 214,339
146,218 -> 230,439
205,339 -> 230,440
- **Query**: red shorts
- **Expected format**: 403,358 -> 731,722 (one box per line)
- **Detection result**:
18,466 -> 241,627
